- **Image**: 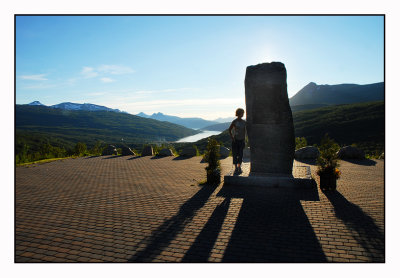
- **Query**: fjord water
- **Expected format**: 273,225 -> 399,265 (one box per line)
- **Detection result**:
176,130 -> 221,143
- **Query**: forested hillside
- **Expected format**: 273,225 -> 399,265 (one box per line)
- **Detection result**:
16,105 -> 199,163
192,101 -> 384,155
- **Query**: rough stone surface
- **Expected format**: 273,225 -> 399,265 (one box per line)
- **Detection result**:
337,146 -> 365,159
243,147 -> 250,159
121,146 -> 136,156
141,146 -> 154,157
158,148 -> 174,157
295,146 -> 320,160
245,62 -> 295,175
102,145 -> 118,156
180,146 -> 197,157
219,146 -> 230,158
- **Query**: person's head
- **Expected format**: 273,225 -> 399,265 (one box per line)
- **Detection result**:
235,108 -> 244,118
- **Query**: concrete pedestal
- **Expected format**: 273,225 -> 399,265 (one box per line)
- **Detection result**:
224,161 -> 316,188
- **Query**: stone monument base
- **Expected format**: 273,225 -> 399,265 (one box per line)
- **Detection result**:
224,161 -> 316,188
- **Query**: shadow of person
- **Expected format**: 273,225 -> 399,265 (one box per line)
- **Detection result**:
128,183 -> 219,262
323,190 -> 384,261
215,183 -> 327,262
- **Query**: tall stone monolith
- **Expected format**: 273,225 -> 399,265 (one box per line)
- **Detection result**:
245,62 -> 295,176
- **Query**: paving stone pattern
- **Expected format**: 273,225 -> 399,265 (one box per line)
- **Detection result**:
15,156 -> 384,262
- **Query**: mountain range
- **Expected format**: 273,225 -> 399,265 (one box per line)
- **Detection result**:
16,105 -> 199,149
26,101 -> 224,130
24,81 -> 384,132
28,101 -> 125,113
136,112 -> 219,129
289,82 -> 384,107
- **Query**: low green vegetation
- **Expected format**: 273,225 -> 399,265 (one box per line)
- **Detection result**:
293,101 -> 384,155
295,137 -> 308,150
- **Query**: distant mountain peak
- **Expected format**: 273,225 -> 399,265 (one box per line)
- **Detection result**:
137,112 -> 150,118
28,101 -> 45,106
50,102 -> 123,113
137,111 -> 219,129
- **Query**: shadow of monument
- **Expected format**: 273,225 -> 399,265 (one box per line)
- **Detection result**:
324,191 -> 385,262
128,184 -> 219,262
339,159 -> 377,166
213,184 -> 327,262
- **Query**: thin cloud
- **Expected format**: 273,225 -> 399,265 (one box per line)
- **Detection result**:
100,77 -> 115,83
86,92 -> 108,96
135,88 -> 198,94
80,65 -> 134,81
97,65 -> 135,75
21,83 -> 57,90
81,67 -> 98,78
119,97 -> 244,110
19,74 -> 48,81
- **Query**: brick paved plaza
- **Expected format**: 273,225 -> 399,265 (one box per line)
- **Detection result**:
15,155 -> 384,262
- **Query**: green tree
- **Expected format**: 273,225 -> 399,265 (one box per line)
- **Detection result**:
74,142 -> 87,156
90,141 -> 103,156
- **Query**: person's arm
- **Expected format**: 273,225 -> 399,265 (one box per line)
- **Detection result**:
229,120 -> 235,141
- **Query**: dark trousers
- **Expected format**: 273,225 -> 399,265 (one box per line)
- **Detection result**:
232,139 -> 245,165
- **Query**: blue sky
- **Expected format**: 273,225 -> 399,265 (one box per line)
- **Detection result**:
16,15 -> 384,120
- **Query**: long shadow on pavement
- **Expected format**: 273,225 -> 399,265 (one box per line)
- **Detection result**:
128,183 -> 219,262
213,184 -> 327,262
339,159 -> 377,166
324,190 -> 384,262
172,156 -> 194,161
127,156 -> 142,160
102,155 -> 121,159
181,197 -> 231,262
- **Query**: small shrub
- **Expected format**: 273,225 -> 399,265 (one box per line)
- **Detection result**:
203,138 -> 221,184
316,134 -> 340,179
295,137 -> 308,150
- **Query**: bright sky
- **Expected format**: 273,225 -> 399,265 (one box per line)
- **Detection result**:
16,15 -> 384,120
